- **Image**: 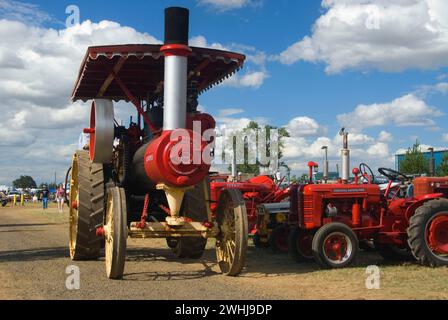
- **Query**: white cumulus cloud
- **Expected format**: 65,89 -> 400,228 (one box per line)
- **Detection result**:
337,94 -> 443,130
277,0 -> 448,73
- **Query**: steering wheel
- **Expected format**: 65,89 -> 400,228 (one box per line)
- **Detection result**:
378,168 -> 409,181
359,163 -> 375,183
378,168 -> 410,201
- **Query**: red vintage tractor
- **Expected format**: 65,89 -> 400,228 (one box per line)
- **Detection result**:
68,7 -> 249,279
287,162 -> 448,268
210,174 -> 290,236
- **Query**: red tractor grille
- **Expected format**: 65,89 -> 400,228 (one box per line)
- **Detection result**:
303,195 -> 314,225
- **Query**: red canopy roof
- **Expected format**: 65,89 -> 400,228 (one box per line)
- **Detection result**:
71,44 -> 245,103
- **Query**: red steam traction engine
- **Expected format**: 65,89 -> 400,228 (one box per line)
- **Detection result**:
287,161 -> 448,269
68,7 -> 248,279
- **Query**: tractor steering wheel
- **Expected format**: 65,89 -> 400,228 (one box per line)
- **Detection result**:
378,168 -> 409,181
378,168 -> 409,201
359,163 -> 375,183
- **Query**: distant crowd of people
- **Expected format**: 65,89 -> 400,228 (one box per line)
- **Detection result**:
0,184 -> 67,213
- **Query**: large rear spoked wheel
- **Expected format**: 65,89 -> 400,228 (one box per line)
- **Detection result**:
105,187 -> 127,279
69,151 -> 103,260
215,189 -> 248,276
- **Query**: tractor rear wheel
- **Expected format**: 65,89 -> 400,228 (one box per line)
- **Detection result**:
69,151 -> 104,260
216,189 -> 248,276
374,241 -> 413,262
269,225 -> 289,254
288,228 -> 314,262
172,179 -> 209,259
407,199 -> 448,267
312,222 -> 359,269
104,187 -> 127,279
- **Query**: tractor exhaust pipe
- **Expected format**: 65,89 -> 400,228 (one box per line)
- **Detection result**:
339,128 -> 350,184
161,7 -> 191,130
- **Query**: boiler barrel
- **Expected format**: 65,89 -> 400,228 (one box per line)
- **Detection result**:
130,142 -> 154,193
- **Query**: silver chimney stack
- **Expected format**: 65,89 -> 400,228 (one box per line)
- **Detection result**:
339,128 -> 350,183
161,7 -> 191,130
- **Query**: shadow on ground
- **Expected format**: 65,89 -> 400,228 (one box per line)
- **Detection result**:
0,247 -> 69,262
0,223 -> 61,228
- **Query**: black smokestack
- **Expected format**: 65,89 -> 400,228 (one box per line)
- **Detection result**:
164,7 -> 189,45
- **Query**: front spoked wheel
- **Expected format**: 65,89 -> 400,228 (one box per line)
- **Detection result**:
215,189 -> 248,276
104,187 -> 127,279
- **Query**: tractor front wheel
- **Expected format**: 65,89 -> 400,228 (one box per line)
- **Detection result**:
288,228 -> 314,262
269,225 -> 289,254
312,223 -> 359,269
104,187 -> 127,279
166,237 -> 178,249
407,199 -> 448,267
215,189 -> 248,276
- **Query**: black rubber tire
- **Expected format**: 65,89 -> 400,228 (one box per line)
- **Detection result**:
374,241 -> 413,262
166,237 -> 179,249
287,228 -> 314,263
172,179 -> 208,259
105,187 -> 127,279
269,225 -> 289,254
253,232 -> 264,248
69,151 -> 104,260
407,199 -> 448,267
312,222 -> 359,269
215,188 -> 248,276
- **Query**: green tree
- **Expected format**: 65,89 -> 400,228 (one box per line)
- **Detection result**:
12,175 -> 37,189
399,140 -> 428,175
437,153 -> 448,176
290,175 -> 298,184
228,121 -> 290,176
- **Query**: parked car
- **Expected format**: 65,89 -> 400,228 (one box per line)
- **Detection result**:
6,190 -> 22,202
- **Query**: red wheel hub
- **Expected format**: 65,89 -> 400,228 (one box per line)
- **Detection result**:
428,214 -> 448,254
324,234 -> 349,262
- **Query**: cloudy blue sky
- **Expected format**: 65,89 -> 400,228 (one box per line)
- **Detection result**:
0,0 -> 447,185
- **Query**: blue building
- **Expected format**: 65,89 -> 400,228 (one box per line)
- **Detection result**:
395,149 -> 448,172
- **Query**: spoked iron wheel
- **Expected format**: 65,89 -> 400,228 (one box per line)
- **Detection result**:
104,187 -> 127,279
408,199 -> 448,267
312,222 -> 358,269
215,189 -> 248,276
69,151 -> 102,260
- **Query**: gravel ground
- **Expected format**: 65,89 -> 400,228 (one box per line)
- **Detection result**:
0,203 -> 447,300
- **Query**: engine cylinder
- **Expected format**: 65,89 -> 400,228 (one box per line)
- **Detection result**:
131,129 -> 210,192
